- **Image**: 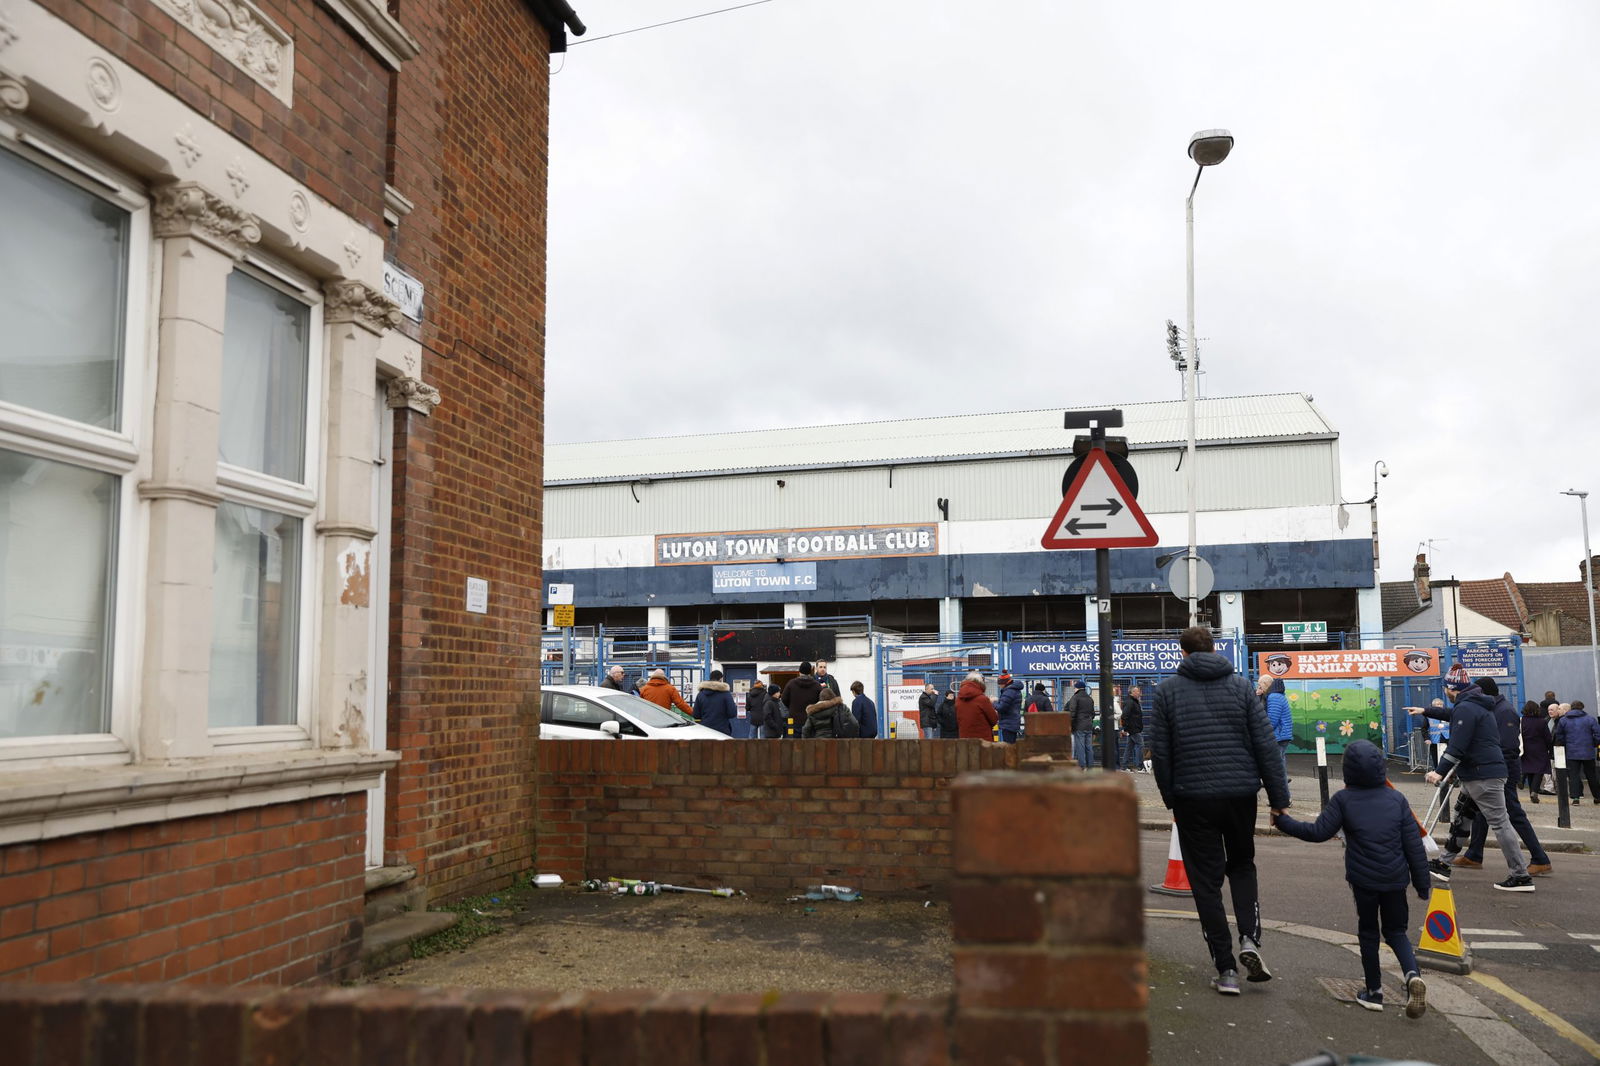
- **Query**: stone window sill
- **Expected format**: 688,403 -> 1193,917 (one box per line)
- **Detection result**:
0,748 -> 398,846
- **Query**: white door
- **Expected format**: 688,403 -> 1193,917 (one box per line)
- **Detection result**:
365,387 -> 393,868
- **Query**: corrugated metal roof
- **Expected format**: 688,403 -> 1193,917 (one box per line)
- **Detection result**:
547,392 -> 1336,483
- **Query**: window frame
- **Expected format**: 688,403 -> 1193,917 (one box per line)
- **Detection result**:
0,130 -> 150,764
207,256 -> 323,750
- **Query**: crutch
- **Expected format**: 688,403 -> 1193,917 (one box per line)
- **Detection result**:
1419,764 -> 1459,832
1415,764 -> 1460,858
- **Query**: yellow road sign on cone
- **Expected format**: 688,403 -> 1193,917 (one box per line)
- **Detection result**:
1416,881 -> 1473,975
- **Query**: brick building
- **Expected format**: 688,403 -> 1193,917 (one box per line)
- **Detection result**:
0,0 -> 581,985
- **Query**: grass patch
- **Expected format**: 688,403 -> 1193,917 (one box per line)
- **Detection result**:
410,873 -> 542,959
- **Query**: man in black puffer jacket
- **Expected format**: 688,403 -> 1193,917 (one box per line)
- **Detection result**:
1151,627 -> 1290,996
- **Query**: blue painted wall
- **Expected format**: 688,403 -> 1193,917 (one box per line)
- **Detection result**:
546,539 -> 1375,608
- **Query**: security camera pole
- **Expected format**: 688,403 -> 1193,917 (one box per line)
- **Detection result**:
1044,409 -> 1158,771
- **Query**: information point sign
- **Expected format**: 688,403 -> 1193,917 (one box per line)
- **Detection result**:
1041,449 -> 1157,550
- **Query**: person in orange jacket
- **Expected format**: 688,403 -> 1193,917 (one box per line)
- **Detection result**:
955,672 -> 999,739
636,669 -> 692,716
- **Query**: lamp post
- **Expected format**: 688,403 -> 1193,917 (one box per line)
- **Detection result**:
1560,489 -> 1600,705
1184,129 -> 1233,627
1369,460 -> 1389,573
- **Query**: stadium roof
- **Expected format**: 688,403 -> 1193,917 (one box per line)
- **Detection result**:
546,392 -> 1337,483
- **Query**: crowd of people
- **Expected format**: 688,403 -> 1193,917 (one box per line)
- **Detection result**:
596,641 -> 1589,1021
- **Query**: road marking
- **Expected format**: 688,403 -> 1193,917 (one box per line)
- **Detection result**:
1468,971 -> 1600,1061
1469,942 -> 1545,950
1461,928 -> 1521,936
1568,932 -> 1600,940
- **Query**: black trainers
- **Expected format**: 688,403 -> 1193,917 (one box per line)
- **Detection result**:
1405,972 -> 1427,1019
1493,874 -> 1536,893
1427,858 -> 1453,882
1356,988 -> 1384,1011
1212,969 -> 1241,995
1238,937 -> 1272,983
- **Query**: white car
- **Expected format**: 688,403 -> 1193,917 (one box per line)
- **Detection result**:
539,684 -> 731,741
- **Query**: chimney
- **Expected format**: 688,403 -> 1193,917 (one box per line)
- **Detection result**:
1583,555 -> 1600,592
1415,553 -> 1431,603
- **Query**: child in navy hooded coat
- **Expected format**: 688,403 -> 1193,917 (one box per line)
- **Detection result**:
1273,739 -> 1431,1017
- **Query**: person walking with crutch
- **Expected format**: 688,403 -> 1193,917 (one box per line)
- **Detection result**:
1408,678 -> 1534,893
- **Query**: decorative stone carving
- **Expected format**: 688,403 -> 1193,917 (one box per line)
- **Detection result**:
0,6 -> 17,54
0,74 -> 25,114
86,56 -> 119,112
385,376 -> 441,417
288,189 -> 310,232
325,279 -> 403,335
174,124 -> 202,168
343,235 -> 362,268
148,0 -> 293,105
226,158 -> 249,197
152,182 -> 262,256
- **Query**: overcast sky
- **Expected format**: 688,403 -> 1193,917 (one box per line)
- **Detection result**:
546,1 -> 1600,586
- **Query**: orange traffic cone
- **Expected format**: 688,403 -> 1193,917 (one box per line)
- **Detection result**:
1149,821 -> 1192,896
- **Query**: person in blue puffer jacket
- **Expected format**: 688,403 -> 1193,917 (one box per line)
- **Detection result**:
1273,740 -> 1430,1017
993,672 -> 1024,743
1258,676 -> 1293,781
1553,700 -> 1600,804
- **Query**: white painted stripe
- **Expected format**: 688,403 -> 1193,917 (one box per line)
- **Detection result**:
1568,933 -> 1600,941
1470,942 -> 1546,951
1462,929 -> 1522,937
1592,945 -> 1600,954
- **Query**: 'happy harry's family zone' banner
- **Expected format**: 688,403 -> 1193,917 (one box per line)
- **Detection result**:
1256,649 -> 1441,754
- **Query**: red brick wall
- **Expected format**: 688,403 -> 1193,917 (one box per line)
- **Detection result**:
38,0 -> 388,227
382,0 -> 549,902
536,741 -> 1022,896
0,771 -> 1149,1064
0,795 -> 367,987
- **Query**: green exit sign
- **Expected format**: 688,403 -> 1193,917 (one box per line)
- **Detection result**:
1278,622 -> 1328,644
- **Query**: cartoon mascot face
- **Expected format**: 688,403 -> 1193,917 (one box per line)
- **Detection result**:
1403,651 -> 1432,674
1265,654 -> 1292,677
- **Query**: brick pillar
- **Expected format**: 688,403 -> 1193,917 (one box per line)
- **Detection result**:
1018,712 -> 1074,758
950,771 -> 1148,1066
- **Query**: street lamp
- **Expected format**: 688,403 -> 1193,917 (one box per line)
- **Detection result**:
1184,129 -> 1233,627
1560,489 -> 1600,705
1369,460 -> 1389,572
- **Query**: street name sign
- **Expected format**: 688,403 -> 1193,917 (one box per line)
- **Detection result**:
1040,448 -> 1157,550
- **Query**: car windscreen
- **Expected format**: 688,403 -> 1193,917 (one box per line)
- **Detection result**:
598,693 -> 695,727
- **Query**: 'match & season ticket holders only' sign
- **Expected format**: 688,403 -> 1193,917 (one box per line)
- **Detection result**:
1256,649 -> 1441,679
656,524 -> 939,565
1011,638 -> 1239,675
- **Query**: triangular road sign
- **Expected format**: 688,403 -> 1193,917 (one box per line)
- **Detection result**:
1041,449 -> 1158,550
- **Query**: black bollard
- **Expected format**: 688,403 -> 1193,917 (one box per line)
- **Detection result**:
1316,735 -> 1330,810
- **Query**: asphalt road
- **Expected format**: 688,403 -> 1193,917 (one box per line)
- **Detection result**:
1141,828 -> 1600,1066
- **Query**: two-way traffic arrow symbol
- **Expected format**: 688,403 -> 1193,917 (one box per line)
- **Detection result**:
1040,448 -> 1158,550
